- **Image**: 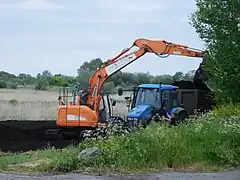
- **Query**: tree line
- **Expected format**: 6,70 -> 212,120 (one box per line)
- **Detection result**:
76,58 -> 197,93
0,58 -> 196,93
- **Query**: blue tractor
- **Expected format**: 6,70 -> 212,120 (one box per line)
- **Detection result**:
118,83 -> 188,128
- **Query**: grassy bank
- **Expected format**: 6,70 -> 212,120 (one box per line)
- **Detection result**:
0,105 -> 239,174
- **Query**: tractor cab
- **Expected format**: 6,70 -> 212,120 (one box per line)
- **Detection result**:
118,83 -> 187,127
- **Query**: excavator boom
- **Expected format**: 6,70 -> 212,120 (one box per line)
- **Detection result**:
86,38 -> 206,113
133,38 -> 204,57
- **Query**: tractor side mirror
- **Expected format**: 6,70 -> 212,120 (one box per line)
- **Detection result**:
112,100 -> 116,106
118,88 -> 123,96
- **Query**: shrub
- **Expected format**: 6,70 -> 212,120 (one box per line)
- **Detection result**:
61,82 -> 69,87
35,82 -> 48,90
78,105 -> 240,172
0,81 -> 7,88
211,103 -> 240,117
8,99 -> 18,105
8,83 -> 18,89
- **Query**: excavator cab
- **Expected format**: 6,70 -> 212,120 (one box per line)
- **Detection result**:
57,87 -> 89,106
98,90 -> 117,123
57,87 -> 117,123
45,87 -> 116,140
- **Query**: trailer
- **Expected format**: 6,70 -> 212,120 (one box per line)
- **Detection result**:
172,80 -> 215,115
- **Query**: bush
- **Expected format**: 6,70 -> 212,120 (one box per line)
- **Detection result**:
47,150 -> 79,172
61,82 -> 69,87
211,103 -> 240,117
35,81 -> 48,90
8,83 -> 18,89
0,81 -> 7,88
78,105 -> 240,172
8,99 -> 18,105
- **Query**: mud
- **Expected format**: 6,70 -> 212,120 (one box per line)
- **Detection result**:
0,120 -> 75,152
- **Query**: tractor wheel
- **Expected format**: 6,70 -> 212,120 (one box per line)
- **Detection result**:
177,111 -> 187,124
170,111 -> 187,126
148,119 -> 157,127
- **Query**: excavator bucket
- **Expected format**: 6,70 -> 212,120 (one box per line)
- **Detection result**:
194,57 -> 208,83
193,56 -> 213,91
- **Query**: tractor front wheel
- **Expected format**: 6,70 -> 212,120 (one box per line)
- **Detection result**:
177,111 -> 187,124
170,111 -> 187,126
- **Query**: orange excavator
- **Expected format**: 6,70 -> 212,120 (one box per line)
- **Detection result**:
44,38 -> 208,140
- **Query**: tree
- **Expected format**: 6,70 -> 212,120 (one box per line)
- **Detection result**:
77,58 -> 104,89
183,70 -> 196,81
77,58 -> 103,74
173,71 -> 184,81
35,71 -> 50,90
18,73 -> 35,85
134,72 -> 153,84
150,74 -> 174,84
0,81 -> 7,88
190,0 -> 240,104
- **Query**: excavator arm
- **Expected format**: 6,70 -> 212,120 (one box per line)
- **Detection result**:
85,38 -> 207,114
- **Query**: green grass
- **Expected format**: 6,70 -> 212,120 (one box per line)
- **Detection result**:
0,104 -> 240,174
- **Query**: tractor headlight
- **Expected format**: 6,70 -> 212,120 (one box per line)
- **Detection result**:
127,117 -> 133,121
127,117 -> 138,121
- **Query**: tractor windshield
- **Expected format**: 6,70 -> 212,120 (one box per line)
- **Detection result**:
135,88 -> 162,109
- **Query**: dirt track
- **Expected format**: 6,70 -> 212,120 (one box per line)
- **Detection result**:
0,120 -> 75,152
1,169 -> 240,180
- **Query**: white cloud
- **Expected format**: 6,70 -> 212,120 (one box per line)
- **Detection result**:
94,0 -> 169,12
0,0 -> 65,11
73,1 -> 170,25
83,19 -> 162,24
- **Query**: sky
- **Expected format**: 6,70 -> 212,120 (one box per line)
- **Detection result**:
0,0 -> 205,77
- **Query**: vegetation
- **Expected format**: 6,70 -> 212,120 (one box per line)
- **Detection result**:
0,71 -> 77,91
0,61 -> 197,93
0,105 -> 239,173
76,58 -> 196,93
190,0 -> 240,104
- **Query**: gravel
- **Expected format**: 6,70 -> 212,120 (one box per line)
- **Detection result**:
0,169 -> 239,180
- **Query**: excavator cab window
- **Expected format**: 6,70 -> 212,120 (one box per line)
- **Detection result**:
160,90 -> 180,112
58,88 -> 76,105
99,94 -> 109,123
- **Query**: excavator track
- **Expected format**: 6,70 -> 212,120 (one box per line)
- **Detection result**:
44,129 -> 65,140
